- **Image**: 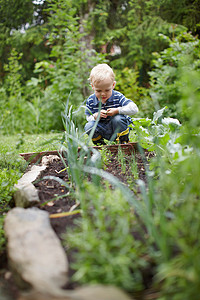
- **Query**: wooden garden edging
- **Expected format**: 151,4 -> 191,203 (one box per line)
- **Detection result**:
20,142 -> 139,163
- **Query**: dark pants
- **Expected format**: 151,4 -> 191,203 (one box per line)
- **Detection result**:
84,114 -> 130,141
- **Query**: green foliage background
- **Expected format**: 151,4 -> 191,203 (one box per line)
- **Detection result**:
0,0 -> 200,134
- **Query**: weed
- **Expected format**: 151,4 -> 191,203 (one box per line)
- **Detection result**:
117,146 -> 126,174
130,153 -> 139,180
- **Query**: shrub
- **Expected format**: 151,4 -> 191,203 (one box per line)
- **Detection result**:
141,31 -> 200,119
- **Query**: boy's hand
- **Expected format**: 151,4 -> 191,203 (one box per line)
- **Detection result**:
106,108 -> 119,116
93,109 -> 108,119
93,108 -> 119,119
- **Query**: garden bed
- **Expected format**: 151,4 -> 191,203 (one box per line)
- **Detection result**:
1,143 -> 156,300
31,144 -> 155,297
34,147 -> 153,240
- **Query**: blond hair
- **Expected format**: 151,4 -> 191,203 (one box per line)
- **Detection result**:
89,63 -> 115,85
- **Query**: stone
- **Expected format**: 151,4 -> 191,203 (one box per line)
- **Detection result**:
14,183 -> 40,208
4,207 -> 68,294
69,285 -> 134,300
41,155 -> 60,166
14,165 -> 46,208
18,290 -> 72,300
14,155 -> 60,208
16,165 -> 47,186
18,285 -> 134,300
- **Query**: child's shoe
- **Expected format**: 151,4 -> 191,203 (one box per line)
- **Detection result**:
119,134 -> 129,144
92,135 -> 106,145
116,128 -> 130,144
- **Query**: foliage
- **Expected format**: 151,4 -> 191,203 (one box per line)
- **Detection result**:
66,183 -> 146,291
140,31 -> 200,119
0,1 -> 200,134
0,1 -> 106,134
131,106 -> 182,153
1,0 -> 199,89
115,67 -> 145,106
0,0 -> 34,30
21,0 -> 106,132
1,64 -> 200,298
0,132 -> 62,254
0,2 -> 200,297
130,68 -> 200,298
3,48 -> 23,95
40,97 -> 146,291
158,0 -> 200,35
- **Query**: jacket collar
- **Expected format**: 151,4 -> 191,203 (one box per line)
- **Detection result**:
93,90 -> 115,105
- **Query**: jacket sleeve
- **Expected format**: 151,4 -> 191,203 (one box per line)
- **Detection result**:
86,114 -> 95,121
118,101 -> 138,115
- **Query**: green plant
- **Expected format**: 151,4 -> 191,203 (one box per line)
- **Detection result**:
114,68 -> 145,107
144,31 -> 200,119
117,146 -> 126,174
65,182 -> 147,292
135,68 -> 200,298
3,48 -> 23,95
130,153 -> 139,180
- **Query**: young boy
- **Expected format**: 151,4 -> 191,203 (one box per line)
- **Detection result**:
84,63 -> 138,145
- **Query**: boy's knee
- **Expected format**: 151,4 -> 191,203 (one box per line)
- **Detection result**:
84,121 -> 95,133
111,114 -> 127,127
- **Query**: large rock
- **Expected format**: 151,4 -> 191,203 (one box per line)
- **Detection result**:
70,285 -> 134,300
4,207 -> 68,294
18,285 -> 134,300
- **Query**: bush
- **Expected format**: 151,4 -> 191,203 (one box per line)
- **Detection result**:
141,31 -> 200,120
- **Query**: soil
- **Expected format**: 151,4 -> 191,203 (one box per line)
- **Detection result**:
0,147 -> 155,299
34,150 -> 153,240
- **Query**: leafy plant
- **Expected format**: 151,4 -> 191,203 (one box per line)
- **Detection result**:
65,182 -> 147,292
144,31 -> 200,119
114,67 -> 145,106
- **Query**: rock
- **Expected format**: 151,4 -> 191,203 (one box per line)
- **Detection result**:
69,285 -> 134,300
41,155 -> 60,166
16,165 -> 46,186
4,207 -> 68,294
14,183 -> 40,208
14,165 -> 46,208
18,290 -> 72,300
14,155 -> 60,208
18,285 -> 134,300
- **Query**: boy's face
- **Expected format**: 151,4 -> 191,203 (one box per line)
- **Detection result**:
92,79 -> 116,103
